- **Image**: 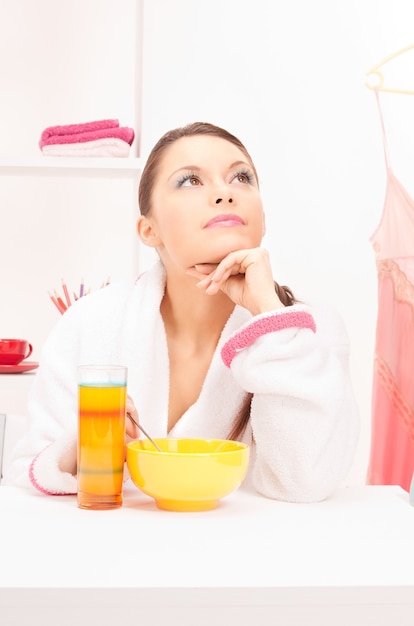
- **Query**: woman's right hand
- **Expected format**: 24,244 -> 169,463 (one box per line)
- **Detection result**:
125,395 -> 140,439
187,247 -> 283,315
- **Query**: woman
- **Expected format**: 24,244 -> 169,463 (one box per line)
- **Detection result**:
3,122 -> 359,502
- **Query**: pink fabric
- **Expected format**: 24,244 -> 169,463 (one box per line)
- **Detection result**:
39,119 -> 135,148
29,449 -> 70,496
221,310 -> 316,368
367,90 -> 414,492
41,137 -> 131,157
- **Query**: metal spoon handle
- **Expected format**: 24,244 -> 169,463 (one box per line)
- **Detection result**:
127,412 -> 163,452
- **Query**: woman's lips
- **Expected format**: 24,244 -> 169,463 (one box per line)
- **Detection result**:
204,214 -> 245,228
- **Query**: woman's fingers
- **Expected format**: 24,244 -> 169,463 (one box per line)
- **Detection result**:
187,248 -> 283,313
198,252 -> 249,294
125,395 -> 139,439
187,256 -> 244,292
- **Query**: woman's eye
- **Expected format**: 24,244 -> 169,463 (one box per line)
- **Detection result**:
232,170 -> 254,184
177,174 -> 201,188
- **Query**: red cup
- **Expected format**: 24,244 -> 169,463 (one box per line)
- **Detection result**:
0,339 -> 33,365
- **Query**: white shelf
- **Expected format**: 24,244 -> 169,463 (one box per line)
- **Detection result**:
0,156 -> 143,174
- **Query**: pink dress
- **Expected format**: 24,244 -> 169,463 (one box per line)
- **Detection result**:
367,90 -> 414,492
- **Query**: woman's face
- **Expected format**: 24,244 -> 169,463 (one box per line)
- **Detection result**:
139,134 -> 265,270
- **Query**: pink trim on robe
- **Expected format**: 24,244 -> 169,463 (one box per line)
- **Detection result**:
29,447 -> 72,496
221,310 -> 316,368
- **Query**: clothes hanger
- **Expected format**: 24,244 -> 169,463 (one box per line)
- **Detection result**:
365,44 -> 414,94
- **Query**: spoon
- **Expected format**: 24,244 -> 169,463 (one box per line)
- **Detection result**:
126,412 -> 163,452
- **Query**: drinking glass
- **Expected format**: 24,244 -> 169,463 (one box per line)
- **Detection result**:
77,364 -> 127,510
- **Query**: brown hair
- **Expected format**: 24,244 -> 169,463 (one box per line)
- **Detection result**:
138,122 -> 296,440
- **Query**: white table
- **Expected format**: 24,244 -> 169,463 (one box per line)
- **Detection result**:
1,484 -> 414,626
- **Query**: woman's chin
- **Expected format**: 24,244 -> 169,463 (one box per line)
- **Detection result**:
183,237 -> 262,271
191,245 -> 244,267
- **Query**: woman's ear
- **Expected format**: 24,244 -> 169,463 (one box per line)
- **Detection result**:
136,215 -> 161,248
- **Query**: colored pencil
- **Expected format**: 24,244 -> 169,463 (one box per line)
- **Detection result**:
49,277 -> 110,315
48,291 -> 66,315
61,279 -> 71,307
54,290 -> 67,312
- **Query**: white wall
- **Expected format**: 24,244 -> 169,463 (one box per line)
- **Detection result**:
2,0 -> 414,485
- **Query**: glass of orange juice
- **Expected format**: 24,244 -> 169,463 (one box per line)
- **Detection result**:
77,364 -> 127,510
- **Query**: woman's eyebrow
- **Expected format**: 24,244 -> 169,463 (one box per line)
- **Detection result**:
168,165 -> 202,180
168,160 -> 251,182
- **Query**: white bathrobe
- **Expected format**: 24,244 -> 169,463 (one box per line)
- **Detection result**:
3,261 -> 359,502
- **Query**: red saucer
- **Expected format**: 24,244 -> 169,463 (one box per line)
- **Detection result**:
0,361 -> 39,374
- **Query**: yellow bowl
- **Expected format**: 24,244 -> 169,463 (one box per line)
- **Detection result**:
126,438 -> 250,512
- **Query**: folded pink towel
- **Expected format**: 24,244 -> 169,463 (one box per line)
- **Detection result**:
39,119 -> 135,148
41,137 -> 132,157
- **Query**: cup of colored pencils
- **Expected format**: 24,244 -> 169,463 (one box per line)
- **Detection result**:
49,278 -> 110,315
